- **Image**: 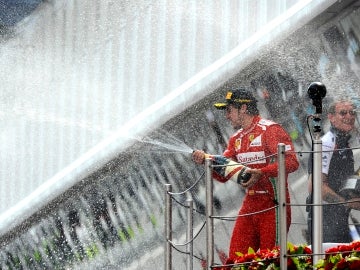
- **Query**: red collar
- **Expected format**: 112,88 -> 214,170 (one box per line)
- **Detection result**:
241,115 -> 260,134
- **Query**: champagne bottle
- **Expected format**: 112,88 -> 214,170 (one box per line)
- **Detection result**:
205,154 -> 251,184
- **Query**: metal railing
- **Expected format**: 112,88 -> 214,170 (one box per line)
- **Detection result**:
164,143 -> 290,269
163,143 -> 360,269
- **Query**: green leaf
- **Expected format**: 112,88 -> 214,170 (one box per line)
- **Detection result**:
247,246 -> 255,254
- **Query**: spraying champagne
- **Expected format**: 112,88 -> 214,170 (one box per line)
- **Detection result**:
204,154 -> 251,184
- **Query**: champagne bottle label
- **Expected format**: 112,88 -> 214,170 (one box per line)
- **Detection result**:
206,155 -> 251,184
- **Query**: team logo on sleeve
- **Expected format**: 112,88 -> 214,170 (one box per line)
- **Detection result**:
234,138 -> 242,151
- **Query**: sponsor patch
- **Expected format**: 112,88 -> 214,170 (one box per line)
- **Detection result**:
234,138 -> 242,151
249,135 -> 262,146
236,151 -> 266,164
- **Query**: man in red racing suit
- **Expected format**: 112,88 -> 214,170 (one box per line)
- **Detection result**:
193,88 -> 299,261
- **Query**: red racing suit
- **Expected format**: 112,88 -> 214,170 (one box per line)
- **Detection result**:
214,115 -> 299,258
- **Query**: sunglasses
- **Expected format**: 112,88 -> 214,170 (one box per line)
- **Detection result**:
337,110 -> 356,116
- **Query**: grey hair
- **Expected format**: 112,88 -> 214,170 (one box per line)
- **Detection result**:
328,98 -> 355,115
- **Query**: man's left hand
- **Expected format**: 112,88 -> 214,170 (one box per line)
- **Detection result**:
241,168 -> 263,188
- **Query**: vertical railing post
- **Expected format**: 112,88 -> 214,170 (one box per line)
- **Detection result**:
205,158 -> 214,269
165,183 -> 172,270
186,192 -> 194,270
278,143 -> 287,270
312,137 -> 323,265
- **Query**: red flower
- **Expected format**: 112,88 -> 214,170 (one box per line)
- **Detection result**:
351,241 -> 360,250
243,253 -> 256,262
338,244 -> 353,257
287,258 -> 297,270
324,262 -> 335,270
221,241 -> 360,269
336,258 -> 349,269
233,256 -> 245,264
325,246 -> 339,254
303,246 -> 312,254
349,260 -> 360,269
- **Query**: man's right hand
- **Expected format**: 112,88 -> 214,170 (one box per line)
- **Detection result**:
192,150 -> 206,164
346,197 -> 360,211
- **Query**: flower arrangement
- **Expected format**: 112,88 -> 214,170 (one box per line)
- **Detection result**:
214,241 -> 360,270
315,241 -> 360,270
225,242 -> 312,270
